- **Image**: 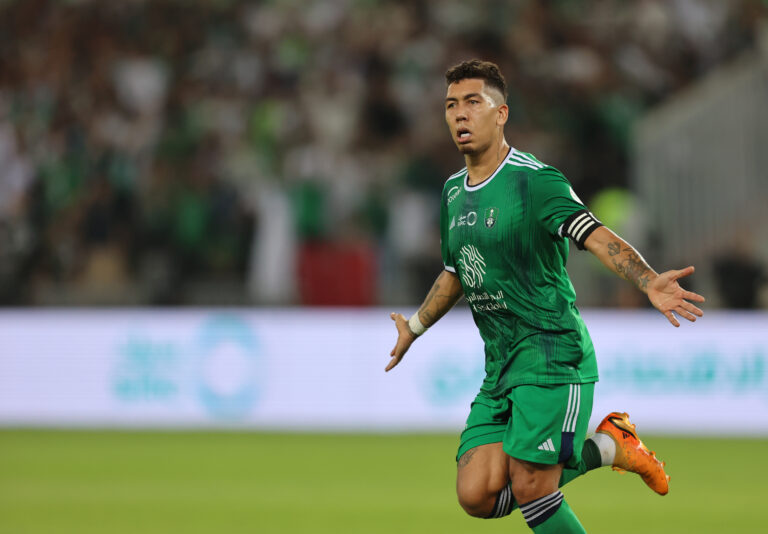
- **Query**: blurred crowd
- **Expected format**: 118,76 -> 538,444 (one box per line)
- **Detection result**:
0,0 -> 766,306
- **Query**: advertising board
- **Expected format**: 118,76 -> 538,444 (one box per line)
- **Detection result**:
0,309 -> 766,434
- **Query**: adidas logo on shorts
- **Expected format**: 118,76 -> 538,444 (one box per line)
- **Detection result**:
537,438 -> 556,452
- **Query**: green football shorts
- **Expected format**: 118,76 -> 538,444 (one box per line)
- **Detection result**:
456,382 -> 595,467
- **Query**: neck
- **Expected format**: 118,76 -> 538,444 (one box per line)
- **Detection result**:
465,138 -> 510,186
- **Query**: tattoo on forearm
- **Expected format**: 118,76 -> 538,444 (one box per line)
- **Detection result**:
458,448 -> 477,468
417,279 -> 461,327
418,283 -> 439,317
418,282 -> 441,327
609,244 -> 651,291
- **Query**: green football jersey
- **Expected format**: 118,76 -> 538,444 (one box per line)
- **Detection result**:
440,147 -> 599,395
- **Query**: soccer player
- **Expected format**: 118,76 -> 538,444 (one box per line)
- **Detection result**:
386,60 -> 705,533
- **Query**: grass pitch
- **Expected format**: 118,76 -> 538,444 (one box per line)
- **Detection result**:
0,431 -> 764,533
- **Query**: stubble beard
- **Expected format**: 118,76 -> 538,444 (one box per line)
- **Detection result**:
457,138 -> 492,157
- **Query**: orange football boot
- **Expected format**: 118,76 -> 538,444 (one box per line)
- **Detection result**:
595,412 -> 670,495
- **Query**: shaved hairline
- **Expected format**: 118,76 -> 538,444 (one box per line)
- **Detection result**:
447,79 -> 506,107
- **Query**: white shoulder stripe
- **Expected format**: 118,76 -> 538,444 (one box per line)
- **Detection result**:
510,146 -> 550,168
510,154 -> 544,169
513,152 -> 545,168
446,168 -> 468,182
506,158 -> 541,171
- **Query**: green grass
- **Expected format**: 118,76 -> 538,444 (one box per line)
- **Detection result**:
0,431 -> 765,533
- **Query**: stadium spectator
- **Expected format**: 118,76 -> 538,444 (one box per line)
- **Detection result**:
0,0 -> 765,305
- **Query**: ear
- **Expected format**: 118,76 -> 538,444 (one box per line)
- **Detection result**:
496,104 -> 509,126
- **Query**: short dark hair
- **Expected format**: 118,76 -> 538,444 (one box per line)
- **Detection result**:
445,59 -> 507,102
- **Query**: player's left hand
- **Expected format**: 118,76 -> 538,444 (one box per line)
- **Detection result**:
647,265 -> 705,327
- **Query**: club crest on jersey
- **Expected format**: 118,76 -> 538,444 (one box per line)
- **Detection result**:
485,207 -> 498,228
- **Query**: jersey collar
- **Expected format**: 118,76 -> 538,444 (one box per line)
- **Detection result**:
464,146 -> 512,191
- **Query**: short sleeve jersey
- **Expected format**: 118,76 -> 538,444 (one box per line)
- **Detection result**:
440,147 -> 598,396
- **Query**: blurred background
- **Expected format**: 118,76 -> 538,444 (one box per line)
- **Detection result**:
1,1 -> 768,533
1,0 -> 767,308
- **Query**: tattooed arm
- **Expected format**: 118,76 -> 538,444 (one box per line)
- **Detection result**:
386,270 -> 463,371
585,227 -> 656,292
584,226 -> 705,327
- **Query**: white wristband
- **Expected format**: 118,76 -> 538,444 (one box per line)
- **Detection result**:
408,313 -> 428,337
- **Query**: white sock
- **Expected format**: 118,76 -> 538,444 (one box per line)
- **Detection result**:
588,433 -> 616,466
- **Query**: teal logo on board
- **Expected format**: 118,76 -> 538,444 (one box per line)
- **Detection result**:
111,314 -> 262,420
485,207 -> 498,228
113,337 -> 179,401
422,351 -> 484,406
195,315 -> 261,419
599,347 -> 768,394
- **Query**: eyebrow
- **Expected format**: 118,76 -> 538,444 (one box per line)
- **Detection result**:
445,92 -> 482,103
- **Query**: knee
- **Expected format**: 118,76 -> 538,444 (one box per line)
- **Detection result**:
510,479 -> 536,505
508,458 -> 562,505
457,481 -> 495,518
510,473 -> 556,505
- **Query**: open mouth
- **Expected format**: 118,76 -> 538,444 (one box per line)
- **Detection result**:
456,127 -> 472,143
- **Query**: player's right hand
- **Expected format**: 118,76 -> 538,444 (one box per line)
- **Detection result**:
386,312 -> 417,372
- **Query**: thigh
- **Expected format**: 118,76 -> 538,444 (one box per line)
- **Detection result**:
456,394 -> 511,497
456,442 -> 509,498
456,394 -> 509,462
504,383 -> 594,467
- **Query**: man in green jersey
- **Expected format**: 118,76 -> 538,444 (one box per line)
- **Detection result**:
386,60 -> 705,533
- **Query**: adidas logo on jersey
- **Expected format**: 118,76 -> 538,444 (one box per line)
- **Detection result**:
537,438 -> 556,452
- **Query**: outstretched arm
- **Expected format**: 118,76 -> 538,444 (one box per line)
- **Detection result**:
386,269 -> 463,372
584,226 -> 705,327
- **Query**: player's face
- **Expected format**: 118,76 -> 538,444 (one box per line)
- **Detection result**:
445,78 -> 506,155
